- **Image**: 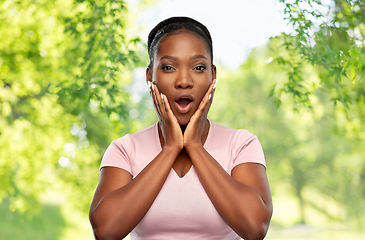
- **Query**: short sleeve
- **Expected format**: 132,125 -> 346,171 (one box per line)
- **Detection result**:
231,129 -> 266,169
100,134 -> 132,174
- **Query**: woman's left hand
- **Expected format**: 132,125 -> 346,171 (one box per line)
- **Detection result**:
183,78 -> 217,149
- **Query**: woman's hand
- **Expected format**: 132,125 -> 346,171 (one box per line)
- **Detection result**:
183,78 -> 218,149
149,81 -> 184,151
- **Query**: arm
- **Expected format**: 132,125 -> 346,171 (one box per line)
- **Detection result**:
185,146 -> 272,240
89,145 -> 180,240
89,82 -> 183,240
184,79 -> 272,240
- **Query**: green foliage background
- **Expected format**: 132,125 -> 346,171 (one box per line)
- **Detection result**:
0,0 -> 364,239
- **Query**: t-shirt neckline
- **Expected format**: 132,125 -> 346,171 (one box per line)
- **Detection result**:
154,119 -> 213,179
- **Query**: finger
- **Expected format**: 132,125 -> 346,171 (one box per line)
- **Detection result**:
203,94 -> 213,117
151,83 -> 163,118
193,78 -> 217,119
161,93 -> 178,122
161,93 -> 169,113
153,83 -> 166,119
213,78 -> 219,90
191,96 -> 210,123
205,78 -> 217,101
199,78 -> 217,111
161,93 -> 169,120
161,93 -> 171,112
150,83 -> 159,113
148,82 -> 157,109
210,77 -> 219,101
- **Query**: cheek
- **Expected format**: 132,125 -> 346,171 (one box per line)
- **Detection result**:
154,82 -> 170,96
198,78 -> 212,95
154,80 -> 174,102
152,73 -> 168,92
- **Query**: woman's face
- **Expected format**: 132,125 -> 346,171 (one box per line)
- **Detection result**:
147,29 -> 216,125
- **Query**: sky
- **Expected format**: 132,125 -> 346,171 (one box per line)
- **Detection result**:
129,0 -> 291,69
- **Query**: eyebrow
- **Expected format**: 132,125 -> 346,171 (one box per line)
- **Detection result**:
190,55 -> 208,60
160,56 -> 178,61
159,55 -> 208,61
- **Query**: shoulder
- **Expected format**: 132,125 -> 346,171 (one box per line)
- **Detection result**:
113,122 -> 158,148
209,120 -> 257,144
101,123 -> 159,172
208,120 -> 265,168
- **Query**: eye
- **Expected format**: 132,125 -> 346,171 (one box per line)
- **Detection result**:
161,65 -> 175,72
194,65 -> 206,71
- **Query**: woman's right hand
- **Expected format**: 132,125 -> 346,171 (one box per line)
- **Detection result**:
149,81 -> 183,151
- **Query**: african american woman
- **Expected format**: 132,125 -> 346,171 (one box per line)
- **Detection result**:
89,16 -> 273,240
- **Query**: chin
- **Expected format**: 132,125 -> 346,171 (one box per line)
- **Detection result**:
177,119 -> 190,126
176,115 -> 191,126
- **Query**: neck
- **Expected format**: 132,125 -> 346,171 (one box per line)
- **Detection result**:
180,124 -> 187,133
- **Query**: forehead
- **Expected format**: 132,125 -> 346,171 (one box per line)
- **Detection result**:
156,29 -> 211,59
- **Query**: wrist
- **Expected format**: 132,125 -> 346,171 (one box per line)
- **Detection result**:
162,144 -> 183,154
184,141 -> 204,153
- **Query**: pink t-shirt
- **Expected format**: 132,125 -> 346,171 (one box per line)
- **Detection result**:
101,120 -> 266,240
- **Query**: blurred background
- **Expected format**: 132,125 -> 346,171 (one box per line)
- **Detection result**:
0,0 -> 364,239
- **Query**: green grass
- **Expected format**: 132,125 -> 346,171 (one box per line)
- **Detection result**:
0,200 -> 66,240
0,196 -> 94,240
266,223 -> 365,239
265,190 -> 365,240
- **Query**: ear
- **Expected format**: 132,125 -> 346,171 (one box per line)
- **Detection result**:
212,65 -> 217,80
146,66 -> 152,84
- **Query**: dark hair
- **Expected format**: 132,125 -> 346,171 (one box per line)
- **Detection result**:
147,16 -> 213,67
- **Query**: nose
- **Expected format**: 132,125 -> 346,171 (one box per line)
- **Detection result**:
175,69 -> 193,89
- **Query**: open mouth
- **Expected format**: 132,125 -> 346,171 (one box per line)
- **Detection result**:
176,98 -> 192,108
174,94 -> 193,114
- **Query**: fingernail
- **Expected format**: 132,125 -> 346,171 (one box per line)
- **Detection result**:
208,93 -> 212,100
213,78 -> 219,90
160,93 -> 164,100
152,83 -> 155,90
147,81 -> 151,88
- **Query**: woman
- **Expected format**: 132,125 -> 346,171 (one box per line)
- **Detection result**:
89,16 -> 272,240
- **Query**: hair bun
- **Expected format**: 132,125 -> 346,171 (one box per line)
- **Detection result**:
147,16 -> 212,53
147,16 -> 213,67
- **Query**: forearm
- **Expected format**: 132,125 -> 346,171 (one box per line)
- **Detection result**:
185,144 -> 272,240
90,146 -> 180,240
